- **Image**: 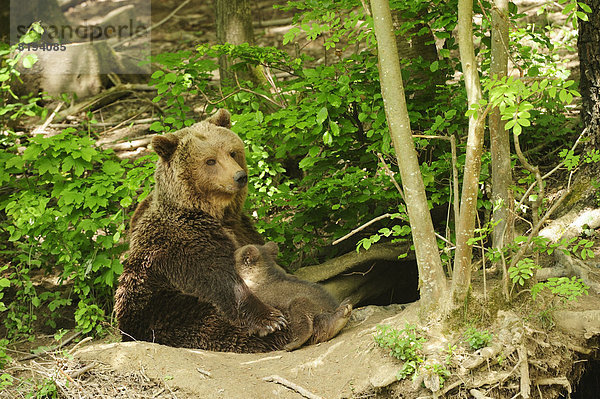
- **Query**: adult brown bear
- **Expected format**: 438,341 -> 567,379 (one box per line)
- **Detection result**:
114,109 -> 289,352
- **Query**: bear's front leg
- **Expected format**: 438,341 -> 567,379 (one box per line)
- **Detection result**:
235,284 -> 287,336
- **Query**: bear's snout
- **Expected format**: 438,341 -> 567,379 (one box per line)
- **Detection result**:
234,170 -> 248,187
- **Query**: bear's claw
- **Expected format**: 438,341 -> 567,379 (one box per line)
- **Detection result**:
248,308 -> 287,336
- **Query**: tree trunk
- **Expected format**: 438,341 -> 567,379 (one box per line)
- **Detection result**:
370,0 -> 448,315
489,0 -> 512,297
214,0 -> 256,89
578,0 -> 600,151
451,0 -> 484,304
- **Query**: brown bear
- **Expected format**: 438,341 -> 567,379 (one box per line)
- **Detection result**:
114,109 -> 291,352
235,242 -> 353,350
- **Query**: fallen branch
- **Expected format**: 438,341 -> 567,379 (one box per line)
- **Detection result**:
518,345 -> 531,399
19,331 -> 82,361
332,213 -> 395,245
32,102 -> 64,135
262,375 -> 323,399
294,241 -> 412,283
534,376 -> 572,393
70,361 -> 98,379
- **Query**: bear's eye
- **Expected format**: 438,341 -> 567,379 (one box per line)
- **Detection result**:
230,151 -> 237,158
206,159 -> 216,166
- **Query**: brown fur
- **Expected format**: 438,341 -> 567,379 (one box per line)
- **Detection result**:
115,109 -> 288,352
235,242 -> 352,351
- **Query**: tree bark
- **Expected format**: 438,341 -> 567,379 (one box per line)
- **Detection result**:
214,0 -> 256,89
578,0 -> 600,152
451,0 -> 484,304
489,0 -> 512,296
370,0 -> 448,314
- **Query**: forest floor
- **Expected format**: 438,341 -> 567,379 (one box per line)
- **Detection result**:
3,0 -> 600,398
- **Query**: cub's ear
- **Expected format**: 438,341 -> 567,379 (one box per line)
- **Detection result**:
240,245 -> 261,266
206,109 -> 231,128
263,241 -> 279,258
152,134 -> 179,161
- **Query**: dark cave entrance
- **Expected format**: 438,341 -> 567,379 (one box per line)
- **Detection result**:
570,360 -> 600,399
352,259 -> 420,307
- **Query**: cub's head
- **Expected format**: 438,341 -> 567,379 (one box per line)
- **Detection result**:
152,109 -> 248,218
234,242 -> 281,286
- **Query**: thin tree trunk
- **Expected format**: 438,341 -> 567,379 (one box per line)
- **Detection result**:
489,0 -> 512,298
370,0 -> 448,314
451,0 -> 484,304
578,0 -> 600,152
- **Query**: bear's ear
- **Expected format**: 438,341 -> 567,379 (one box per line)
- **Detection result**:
263,242 -> 279,258
241,245 -> 261,266
152,134 -> 179,161
206,109 -> 231,128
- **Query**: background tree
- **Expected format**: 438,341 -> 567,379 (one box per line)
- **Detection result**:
578,0 -> 600,152
213,0 -> 257,89
451,0 -> 485,304
489,0 -> 512,297
369,0 -> 448,314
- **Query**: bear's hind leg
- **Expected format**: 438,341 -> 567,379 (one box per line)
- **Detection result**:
283,299 -> 316,351
309,299 -> 353,345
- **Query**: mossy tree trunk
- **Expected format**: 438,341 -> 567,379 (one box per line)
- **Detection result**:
451,0 -> 485,305
370,0 -> 448,315
489,0 -> 512,297
578,0 -> 600,153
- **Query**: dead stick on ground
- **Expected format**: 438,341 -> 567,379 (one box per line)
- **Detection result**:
19,331 -> 82,361
262,375 -> 323,399
518,344 -> 531,399
32,101 -> 64,135
70,361 -> 98,379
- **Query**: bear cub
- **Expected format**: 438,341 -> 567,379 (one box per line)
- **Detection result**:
235,242 -> 352,350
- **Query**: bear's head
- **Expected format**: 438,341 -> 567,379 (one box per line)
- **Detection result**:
234,242 -> 281,287
151,109 -> 249,219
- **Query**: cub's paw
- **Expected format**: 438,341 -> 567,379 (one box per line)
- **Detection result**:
247,306 -> 287,336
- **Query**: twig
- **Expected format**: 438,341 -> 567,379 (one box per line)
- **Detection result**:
514,129 -> 543,230
262,375 -> 323,399
509,185 -> 571,271
240,355 -> 282,365
253,17 -> 294,28
196,368 -> 212,378
70,361 -> 98,379
113,0 -> 193,48
50,117 -> 159,129
332,213 -> 394,245
19,331 -> 82,361
515,127 -> 587,213
68,336 -> 92,355
342,263 -> 375,276
32,102 -> 64,135
377,153 -> 405,201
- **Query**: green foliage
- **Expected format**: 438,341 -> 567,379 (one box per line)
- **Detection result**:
374,324 -> 425,379
531,276 -> 589,302
0,127 -> 155,337
508,258 -> 540,287
0,23 -> 47,125
464,327 -> 493,350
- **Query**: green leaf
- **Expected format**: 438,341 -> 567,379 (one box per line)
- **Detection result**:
102,160 -> 124,176
430,61 -> 439,72
316,107 -> 328,125
0,278 -> 10,288
22,54 -> 38,69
